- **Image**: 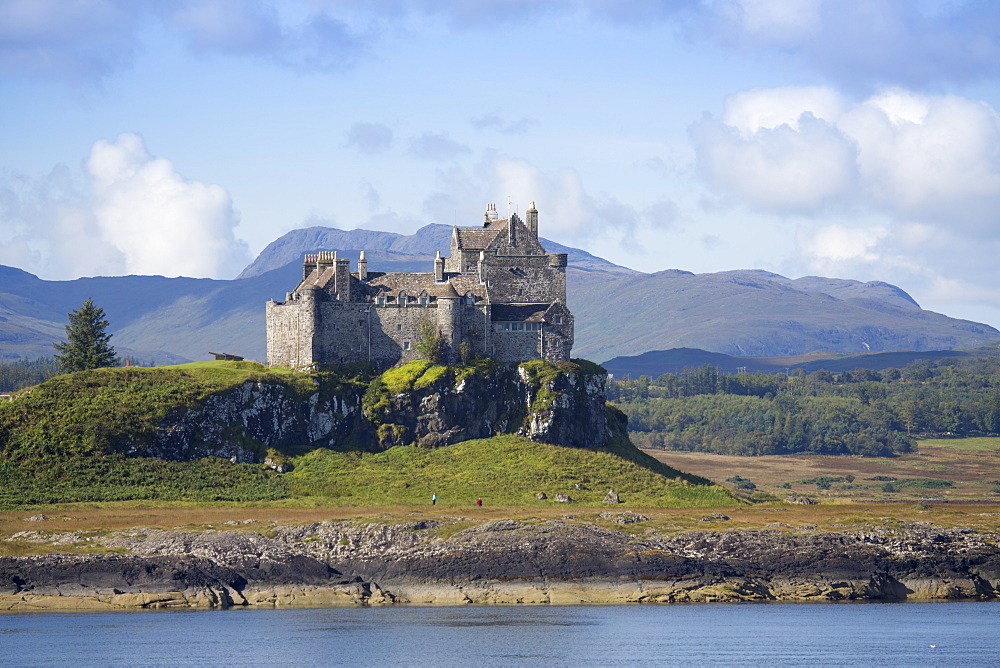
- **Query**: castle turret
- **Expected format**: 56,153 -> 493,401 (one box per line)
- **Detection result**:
526,201 -> 538,239
434,281 -> 462,364
358,250 -> 367,281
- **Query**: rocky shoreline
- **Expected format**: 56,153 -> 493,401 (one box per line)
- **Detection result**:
3,516 -> 1000,611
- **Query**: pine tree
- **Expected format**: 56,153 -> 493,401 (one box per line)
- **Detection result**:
53,298 -> 120,373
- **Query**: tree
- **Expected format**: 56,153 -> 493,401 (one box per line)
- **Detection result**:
415,320 -> 445,364
53,298 -> 120,373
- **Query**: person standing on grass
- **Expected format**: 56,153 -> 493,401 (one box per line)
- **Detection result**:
476,498 -> 482,507
431,493 -> 437,506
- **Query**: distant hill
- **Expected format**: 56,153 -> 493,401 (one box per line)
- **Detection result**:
1,224 -> 997,363
570,268 -> 998,361
601,346 -> 1000,379
236,223 -> 637,279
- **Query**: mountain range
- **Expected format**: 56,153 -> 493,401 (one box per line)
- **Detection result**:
1,223 -> 997,364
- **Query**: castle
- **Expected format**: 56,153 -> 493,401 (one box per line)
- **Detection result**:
266,202 -> 574,369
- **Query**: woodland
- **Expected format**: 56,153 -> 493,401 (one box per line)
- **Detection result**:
610,356 -> 1000,456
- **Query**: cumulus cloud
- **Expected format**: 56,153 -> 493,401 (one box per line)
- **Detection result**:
693,86 -> 1000,227
696,85 -> 1000,323
840,92 -> 1000,228
799,223 -> 888,266
347,122 -> 393,154
0,133 -> 249,279
484,156 -> 670,243
693,112 -> 856,212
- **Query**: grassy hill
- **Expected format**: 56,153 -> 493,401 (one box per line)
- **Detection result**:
0,361 -> 737,510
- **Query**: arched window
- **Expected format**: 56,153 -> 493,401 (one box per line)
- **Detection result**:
398,290 -> 407,307
464,291 -> 475,306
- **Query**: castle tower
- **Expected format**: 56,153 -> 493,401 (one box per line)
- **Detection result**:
435,281 -> 462,364
526,201 -> 538,239
298,284 -> 321,367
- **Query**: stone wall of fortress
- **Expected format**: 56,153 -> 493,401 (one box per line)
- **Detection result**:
266,296 -> 573,369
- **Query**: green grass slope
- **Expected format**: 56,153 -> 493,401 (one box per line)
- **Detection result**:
0,361 -> 737,510
283,434 -> 736,508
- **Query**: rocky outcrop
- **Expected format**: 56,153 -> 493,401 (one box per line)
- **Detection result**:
132,378 -> 367,462
106,359 -> 610,462
4,519 -> 999,609
364,360 -> 610,449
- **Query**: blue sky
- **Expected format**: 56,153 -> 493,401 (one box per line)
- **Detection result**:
4,1 -> 1000,329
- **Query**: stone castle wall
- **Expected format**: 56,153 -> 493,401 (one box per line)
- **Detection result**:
267,296 -> 575,369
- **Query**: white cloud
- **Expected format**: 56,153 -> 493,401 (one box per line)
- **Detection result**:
722,86 -> 844,137
693,109 -> 856,212
839,92 -> 1000,227
0,134 -> 249,280
694,86 -> 1000,227
86,134 -> 249,278
799,223 -> 887,265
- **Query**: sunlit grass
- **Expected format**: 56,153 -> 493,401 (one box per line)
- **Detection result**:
918,437 -> 1000,452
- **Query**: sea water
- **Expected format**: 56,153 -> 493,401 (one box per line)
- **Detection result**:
2,602 -> 998,666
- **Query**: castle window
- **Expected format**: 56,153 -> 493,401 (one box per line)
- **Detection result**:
397,324 -> 402,331
464,291 -> 475,306
376,295 -> 386,306
555,316 -> 563,325
419,291 -> 428,307
403,341 -> 410,350
496,321 -> 539,332
399,291 -> 407,307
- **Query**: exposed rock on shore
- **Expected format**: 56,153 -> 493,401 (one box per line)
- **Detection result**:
3,519 -> 999,610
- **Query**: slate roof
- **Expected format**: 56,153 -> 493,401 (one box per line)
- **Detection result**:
455,227 -> 500,250
490,304 -> 550,322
